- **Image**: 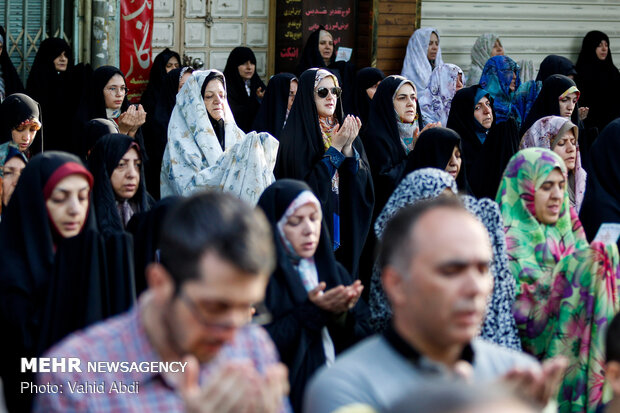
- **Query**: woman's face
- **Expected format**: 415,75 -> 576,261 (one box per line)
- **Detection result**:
238,60 -> 256,81
534,168 -> 565,225
288,79 -> 298,111
282,202 -> 322,259
473,96 -> 493,129
103,74 -> 127,110
11,121 -> 40,152
203,78 -> 226,121
178,71 -> 192,92
455,73 -> 464,91
428,32 -> 439,61
509,72 -> 517,92
393,83 -> 417,123
166,56 -> 180,72
318,31 -> 334,63
314,76 -> 338,118
53,51 -> 68,72
552,129 -> 577,171
1,156 -> 26,206
445,145 -> 462,179
491,39 -> 504,57
558,92 -> 578,118
46,174 -> 90,238
366,80 -> 381,99
110,147 -> 141,200
596,40 -> 609,61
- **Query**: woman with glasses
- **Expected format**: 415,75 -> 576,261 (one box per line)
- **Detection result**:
73,66 -> 146,159
275,68 -> 373,280
161,69 -> 278,203
257,179 -> 372,413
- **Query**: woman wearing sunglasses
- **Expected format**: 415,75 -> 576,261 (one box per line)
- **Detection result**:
275,68 -> 374,280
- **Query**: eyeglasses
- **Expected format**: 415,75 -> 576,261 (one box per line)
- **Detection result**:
315,86 -> 342,99
104,86 -> 129,95
179,292 -> 272,330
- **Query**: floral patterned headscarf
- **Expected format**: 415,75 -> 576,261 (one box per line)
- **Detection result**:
418,63 -> 463,126
519,115 -> 586,211
479,56 -> 521,124
496,147 -> 620,412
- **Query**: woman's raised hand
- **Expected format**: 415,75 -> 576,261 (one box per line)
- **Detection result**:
118,104 -> 147,137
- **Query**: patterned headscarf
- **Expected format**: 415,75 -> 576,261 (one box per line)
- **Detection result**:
401,28 -> 444,90
467,33 -> 502,87
160,70 -> 278,202
369,167 -> 522,350
520,116 -> 586,211
374,168 -> 456,239
479,56 -> 521,124
418,63 -> 464,126
496,147 -> 620,412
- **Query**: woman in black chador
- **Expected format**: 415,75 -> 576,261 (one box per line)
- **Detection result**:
575,30 -> 620,132
0,26 -> 24,101
275,68 -> 374,279
0,152 -> 105,412
446,85 -> 519,199
223,46 -> 266,132
26,38 -> 76,153
257,179 -> 371,412
251,72 -> 297,139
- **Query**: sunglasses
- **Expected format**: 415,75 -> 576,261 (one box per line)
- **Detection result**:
315,86 -> 342,99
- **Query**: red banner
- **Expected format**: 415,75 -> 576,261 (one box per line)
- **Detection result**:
120,0 -> 154,103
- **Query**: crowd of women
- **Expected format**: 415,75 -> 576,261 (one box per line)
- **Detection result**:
0,23 -> 620,412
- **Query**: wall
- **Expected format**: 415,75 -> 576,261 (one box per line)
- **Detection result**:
374,0 -> 419,75
420,0 -> 620,79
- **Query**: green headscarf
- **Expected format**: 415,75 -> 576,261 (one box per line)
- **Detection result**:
497,147 -> 620,413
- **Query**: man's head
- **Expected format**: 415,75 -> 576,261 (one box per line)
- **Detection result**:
605,313 -> 620,396
147,191 -> 275,362
379,196 -> 493,349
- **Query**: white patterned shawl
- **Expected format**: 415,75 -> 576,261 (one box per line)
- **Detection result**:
160,70 -> 278,204
401,28 -> 443,90
418,63 -> 464,126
